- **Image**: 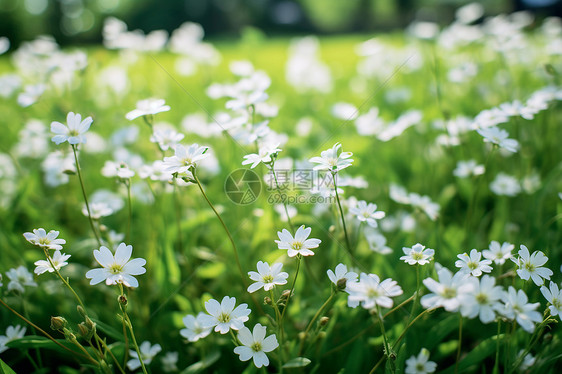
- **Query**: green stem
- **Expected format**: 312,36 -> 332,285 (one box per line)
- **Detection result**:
72,145 -> 102,246
20,298 -> 43,367
323,294 -> 416,358
455,315 -> 463,374
299,290 -> 336,355
193,174 -> 263,313
119,285 -> 148,374
464,147 -> 495,247
376,305 -> 394,373
494,320 -> 501,374
270,164 -> 295,232
44,248 -> 86,311
281,256 -> 301,321
126,181 -> 132,244
369,308 -> 436,374
172,180 -> 184,252
333,172 -> 352,254
0,297 -> 98,364
96,334 -> 126,374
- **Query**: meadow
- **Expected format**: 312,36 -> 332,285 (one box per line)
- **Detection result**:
0,5 -> 561,374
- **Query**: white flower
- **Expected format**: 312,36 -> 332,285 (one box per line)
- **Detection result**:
512,245 -> 553,286
199,296 -> 251,334
455,249 -> 493,277
161,351 -> 178,372
500,286 -> 542,333
247,261 -> 288,293
517,349 -> 536,371
327,263 -> 358,291
233,323 -> 278,368
453,159 -> 485,178
23,228 -> 66,250
150,127 -> 184,151
6,266 -> 37,293
242,143 -> 281,168
163,143 -> 208,175
84,202 -> 115,219
127,341 -> 161,371
459,275 -> 504,323
180,312 -> 212,342
349,200 -> 385,227
400,243 -> 434,265
421,267 -> 474,312
275,225 -> 321,257
51,112 -> 93,145
85,243 -> 147,288
405,348 -> 437,374
18,84 -> 45,107
126,98 -> 170,120
101,161 -> 135,179
347,273 -> 403,309
540,281 -> 562,318
364,228 -> 392,255
409,193 -> 440,221
477,126 -> 519,153
482,241 -> 514,265
34,250 -> 71,275
0,325 -> 27,354
490,173 -> 521,196
309,142 -> 353,172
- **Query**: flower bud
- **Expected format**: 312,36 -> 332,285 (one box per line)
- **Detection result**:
78,322 -> 95,341
317,331 -> 326,339
336,278 -> 347,291
50,316 -> 67,331
264,297 -> 272,306
118,294 -> 128,306
77,305 -> 87,318
319,317 -> 330,327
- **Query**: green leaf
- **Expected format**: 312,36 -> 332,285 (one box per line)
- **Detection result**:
283,357 -> 312,368
0,358 -> 17,374
6,336 -> 72,351
440,335 -> 503,374
425,314 -> 459,351
180,350 -> 220,374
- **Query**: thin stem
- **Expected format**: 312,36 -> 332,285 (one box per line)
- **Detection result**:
44,248 -> 86,311
369,308 -> 436,374
96,334 -> 126,374
281,256 -> 301,321
494,320 -> 501,374
408,265 -> 421,322
299,291 -> 336,355
194,174 -> 244,283
270,164 -> 295,232
119,286 -> 148,374
323,294 -> 416,358
126,181 -> 132,243
464,147 -> 495,247
455,315 -> 463,374
72,145 -> 102,246
172,180 -> 184,252
376,305 -> 394,373
332,173 -> 352,254
0,297 -> 98,364
193,174 -> 263,313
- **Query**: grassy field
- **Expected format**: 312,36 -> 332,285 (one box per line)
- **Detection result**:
0,12 -> 561,374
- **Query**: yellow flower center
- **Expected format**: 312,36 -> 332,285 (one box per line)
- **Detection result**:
251,342 -> 262,352
218,312 -> 231,323
109,264 -> 123,274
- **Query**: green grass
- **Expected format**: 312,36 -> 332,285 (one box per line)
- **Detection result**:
0,28 -> 561,374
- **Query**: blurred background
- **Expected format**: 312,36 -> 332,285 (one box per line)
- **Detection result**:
1,0 -> 561,47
